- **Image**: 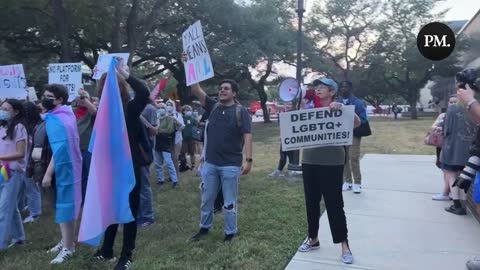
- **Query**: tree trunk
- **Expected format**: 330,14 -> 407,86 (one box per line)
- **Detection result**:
255,84 -> 271,123
408,98 -> 418,120
51,0 -> 73,62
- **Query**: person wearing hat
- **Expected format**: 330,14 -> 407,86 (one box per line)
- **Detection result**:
298,78 -> 361,265
338,81 -> 368,194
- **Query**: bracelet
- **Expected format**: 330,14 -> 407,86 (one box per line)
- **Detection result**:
467,100 -> 478,110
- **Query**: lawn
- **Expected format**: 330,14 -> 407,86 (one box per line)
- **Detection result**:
0,117 -> 435,270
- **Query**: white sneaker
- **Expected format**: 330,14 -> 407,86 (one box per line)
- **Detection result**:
432,194 -> 451,201
46,241 -> 63,254
23,215 -> 38,224
342,183 -> 352,191
353,184 -> 362,194
50,248 -> 74,264
269,170 -> 283,177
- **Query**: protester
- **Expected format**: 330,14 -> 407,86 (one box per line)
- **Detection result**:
0,99 -> 27,251
297,78 -> 360,265
73,89 -> 97,202
188,75 -> 253,242
154,103 -> 178,188
439,91 -> 476,215
166,100 -> 185,179
137,99 -> 157,227
92,58 -> 150,270
430,96 -> 455,201
269,109 -> 293,177
338,81 -> 368,193
180,105 -> 197,171
40,85 -> 82,264
20,102 -> 43,223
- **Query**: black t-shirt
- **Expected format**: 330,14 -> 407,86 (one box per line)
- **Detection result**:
205,97 -> 252,167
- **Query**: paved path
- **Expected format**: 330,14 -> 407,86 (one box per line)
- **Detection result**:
285,154 -> 480,270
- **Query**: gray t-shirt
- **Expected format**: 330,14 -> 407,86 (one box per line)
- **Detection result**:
302,146 -> 346,166
142,104 -> 158,146
33,121 -> 46,148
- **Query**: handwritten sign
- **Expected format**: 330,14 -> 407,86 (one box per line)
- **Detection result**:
182,21 -> 214,86
92,53 -> 130,80
27,87 -> 38,102
0,64 -> 27,99
280,106 -> 355,151
48,63 -> 82,101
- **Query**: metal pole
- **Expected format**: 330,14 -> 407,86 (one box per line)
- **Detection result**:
287,1 -> 305,176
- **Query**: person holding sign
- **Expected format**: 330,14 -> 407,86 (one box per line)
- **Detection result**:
297,78 -> 360,265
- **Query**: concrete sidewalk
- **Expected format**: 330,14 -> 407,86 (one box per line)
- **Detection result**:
285,154 -> 480,270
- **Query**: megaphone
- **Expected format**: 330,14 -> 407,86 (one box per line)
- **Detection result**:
279,78 -> 305,102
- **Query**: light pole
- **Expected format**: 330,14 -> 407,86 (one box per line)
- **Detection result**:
287,0 -> 306,176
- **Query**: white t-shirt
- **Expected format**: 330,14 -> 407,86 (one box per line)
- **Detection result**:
172,112 -> 185,145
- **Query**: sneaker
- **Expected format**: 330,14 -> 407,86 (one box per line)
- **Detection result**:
342,250 -> 354,264
353,184 -> 362,194
50,247 -> 74,264
114,257 -> 133,270
342,183 -> 352,191
298,238 -> 320,252
157,181 -> 164,186
172,182 -> 178,188
445,205 -> 467,215
467,257 -> 480,270
432,194 -> 451,201
93,250 -> 117,262
189,228 -> 209,242
46,241 -> 63,254
7,239 -> 24,249
269,170 -> 282,177
224,234 -> 236,242
139,219 -> 154,228
23,215 -> 39,224
22,206 -> 29,212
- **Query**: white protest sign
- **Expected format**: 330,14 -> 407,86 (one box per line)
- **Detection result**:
48,63 -> 82,101
92,53 -> 130,80
27,87 -> 38,102
182,21 -> 214,86
280,106 -> 355,151
0,64 -> 27,99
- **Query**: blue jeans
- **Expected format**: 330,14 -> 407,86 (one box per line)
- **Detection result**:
0,171 -> 25,250
19,175 -> 41,217
81,150 -> 92,203
154,151 -> 177,183
138,166 -> 154,221
200,162 -> 241,235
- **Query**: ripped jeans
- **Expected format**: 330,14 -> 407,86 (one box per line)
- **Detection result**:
199,162 -> 241,235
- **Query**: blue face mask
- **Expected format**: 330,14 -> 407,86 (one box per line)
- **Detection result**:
193,112 -> 199,117
185,111 -> 193,117
0,111 -> 11,121
157,109 -> 166,117
166,106 -> 174,114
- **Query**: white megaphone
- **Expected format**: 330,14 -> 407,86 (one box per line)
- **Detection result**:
279,78 -> 306,102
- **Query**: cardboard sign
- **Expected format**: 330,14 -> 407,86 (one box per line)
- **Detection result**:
0,64 -> 27,99
280,106 -> 355,151
27,87 -> 38,102
182,21 -> 214,86
92,53 -> 130,80
48,63 -> 82,101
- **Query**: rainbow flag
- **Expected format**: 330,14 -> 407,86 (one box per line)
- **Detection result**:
78,58 -> 136,246
0,163 -> 10,183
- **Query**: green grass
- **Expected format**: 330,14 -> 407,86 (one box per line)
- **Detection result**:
0,117 -> 434,269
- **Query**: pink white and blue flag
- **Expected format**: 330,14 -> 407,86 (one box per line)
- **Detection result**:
78,58 -> 136,246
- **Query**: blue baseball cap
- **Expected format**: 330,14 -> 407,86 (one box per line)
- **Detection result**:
312,78 -> 338,92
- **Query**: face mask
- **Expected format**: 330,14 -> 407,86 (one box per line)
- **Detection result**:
42,98 -> 56,111
157,109 -> 166,117
166,106 -> 174,114
193,112 -> 199,117
0,111 -> 11,121
129,90 -> 135,99
185,111 -> 193,117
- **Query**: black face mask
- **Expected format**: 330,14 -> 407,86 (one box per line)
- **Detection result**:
42,98 -> 56,111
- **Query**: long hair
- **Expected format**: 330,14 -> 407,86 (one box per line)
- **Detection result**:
23,101 -> 42,135
97,73 -> 131,110
1,99 -> 26,140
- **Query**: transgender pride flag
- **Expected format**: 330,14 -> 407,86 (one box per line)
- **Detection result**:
78,59 -> 136,246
